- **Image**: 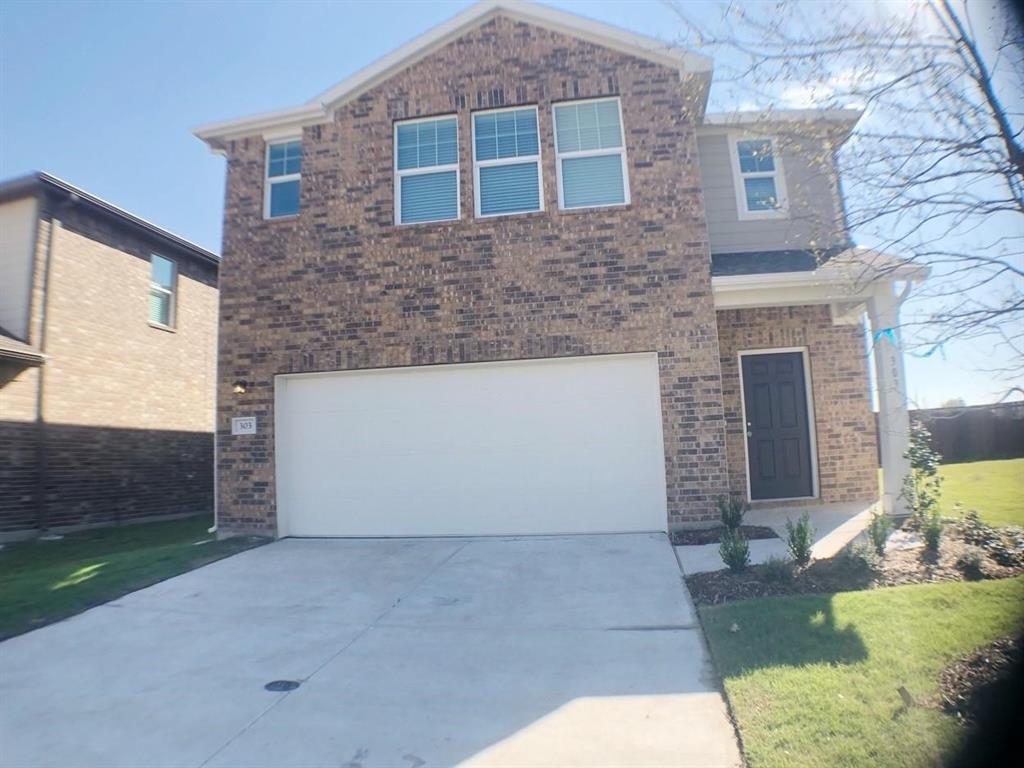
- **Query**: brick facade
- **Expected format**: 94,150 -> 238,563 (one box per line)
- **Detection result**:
716,305 -> 878,505
216,17 -> 730,534
0,190 -> 219,537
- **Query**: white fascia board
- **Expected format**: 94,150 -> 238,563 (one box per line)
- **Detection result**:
712,255 -> 926,310
193,103 -> 328,150
192,0 -> 712,149
703,108 -> 863,126
313,1 -> 711,108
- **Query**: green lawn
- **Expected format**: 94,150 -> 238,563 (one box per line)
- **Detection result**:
0,515 -> 265,640
939,458 -> 1024,528
701,577 -> 1024,768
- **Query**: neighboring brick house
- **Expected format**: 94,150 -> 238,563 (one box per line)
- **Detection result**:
195,0 -> 921,538
0,172 -> 219,539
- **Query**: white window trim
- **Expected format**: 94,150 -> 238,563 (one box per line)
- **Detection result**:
552,96 -> 631,211
471,105 -> 544,219
393,114 -> 461,226
727,132 -> 789,221
264,136 -> 302,220
149,254 -> 177,329
736,347 -> 819,503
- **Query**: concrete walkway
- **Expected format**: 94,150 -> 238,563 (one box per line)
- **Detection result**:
675,500 -> 876,574
0,534 -> 741,768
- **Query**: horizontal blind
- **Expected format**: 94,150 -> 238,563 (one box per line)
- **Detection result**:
561,155 -> 625,208
474,108 -> 541,216
269,179 -> 300,218
149,289 -> 170,326
479,163 -> 540,215
400,170 -> 458,223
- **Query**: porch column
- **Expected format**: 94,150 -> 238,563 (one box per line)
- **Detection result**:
868,282 -> 911,516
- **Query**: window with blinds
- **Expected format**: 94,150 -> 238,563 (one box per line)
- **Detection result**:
149,254 -> 176,328
395,116 -> 460,224
553,97 -> 629,210
265,139 -> 302,219
472,106 -> 543,217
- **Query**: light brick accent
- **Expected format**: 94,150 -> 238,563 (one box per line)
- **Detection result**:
216,16 -> 730,535
716,305 -> 878,505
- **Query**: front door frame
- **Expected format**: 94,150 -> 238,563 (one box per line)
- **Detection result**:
737,346 -> 820,502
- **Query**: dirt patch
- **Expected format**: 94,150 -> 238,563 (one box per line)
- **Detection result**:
937,636 -> 1023,726
670,525 -> 779,546
686,521 -> 1024,606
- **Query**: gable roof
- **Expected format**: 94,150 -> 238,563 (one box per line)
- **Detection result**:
0,172 -> 219,267
194,0 -> 712,151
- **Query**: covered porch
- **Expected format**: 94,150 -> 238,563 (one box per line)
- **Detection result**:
711,247 -> 927,519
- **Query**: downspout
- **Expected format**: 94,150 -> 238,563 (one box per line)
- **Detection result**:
34,216 -> 60,539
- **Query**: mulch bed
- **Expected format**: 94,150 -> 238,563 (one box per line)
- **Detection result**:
687,554 -> 876,605
686,521 -> 1024,606
669,525 -> 778,546
937,636 -> 1023,725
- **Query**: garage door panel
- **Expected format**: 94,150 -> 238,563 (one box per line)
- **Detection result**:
275,353 -> 667,537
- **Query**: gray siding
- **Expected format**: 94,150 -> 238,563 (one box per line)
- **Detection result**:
697,131 -> 846,255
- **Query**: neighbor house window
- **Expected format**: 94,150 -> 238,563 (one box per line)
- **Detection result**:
730,136 -> 787,219
149,254 -> 176,327
552,97 -> 629,210
265,139 -> 302,218
395,115 -> 459,224
472,106 -> 543,217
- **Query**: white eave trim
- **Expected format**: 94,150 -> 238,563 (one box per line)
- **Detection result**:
194,103 -> 328,149
703,108 -> 863,126
712,249 -> 928,310
192,0 -> 711,149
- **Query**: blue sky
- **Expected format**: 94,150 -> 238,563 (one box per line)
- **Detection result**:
1,0 -> 1014,406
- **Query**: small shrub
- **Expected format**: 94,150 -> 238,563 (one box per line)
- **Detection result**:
922,509 -> 944,551
956,546 -> 987,581
845,541 -> 881,570
719,529 -> 750,573
901,421 -> 943,525
867,511 -> 892,556
958,509 -> 998,547
716,495 -> 747,532
760,555 -> 794,583
785,512 -> 815,567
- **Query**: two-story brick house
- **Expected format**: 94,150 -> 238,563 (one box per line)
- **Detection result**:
0,172 -> 219,539
196,0 -> 920,538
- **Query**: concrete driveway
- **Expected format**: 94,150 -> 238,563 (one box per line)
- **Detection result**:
0,534 -> 740,768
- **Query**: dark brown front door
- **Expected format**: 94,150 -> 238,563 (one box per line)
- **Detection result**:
742,351 -> 814,500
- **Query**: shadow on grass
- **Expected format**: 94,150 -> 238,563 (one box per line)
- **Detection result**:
701,592 -> 868,676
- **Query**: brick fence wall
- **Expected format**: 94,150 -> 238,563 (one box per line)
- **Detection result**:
0,421 -> 213,535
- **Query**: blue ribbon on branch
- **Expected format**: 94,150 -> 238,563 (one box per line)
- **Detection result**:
873,327 -> 945,360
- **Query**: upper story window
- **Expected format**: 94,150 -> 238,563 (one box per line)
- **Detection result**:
472,106 -> 543,217
149,254 -> 176,328
552,97 -> 629,210
265,139 -> 302,219
730,136 -> 788,219
395,116 -> 459,225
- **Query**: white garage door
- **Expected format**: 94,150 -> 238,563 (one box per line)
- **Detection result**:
274,352 -> 667,537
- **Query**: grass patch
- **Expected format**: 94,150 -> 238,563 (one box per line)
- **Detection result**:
939,458 -> 1024,528
0,515 -> 265,640
701,577 -> 1024,768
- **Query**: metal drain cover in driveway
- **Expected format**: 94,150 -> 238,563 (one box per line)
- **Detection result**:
264,680 -> 301,692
